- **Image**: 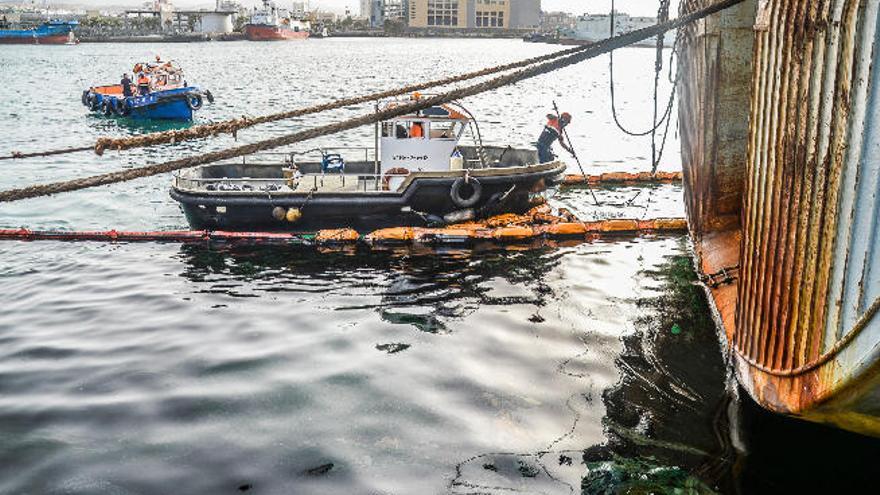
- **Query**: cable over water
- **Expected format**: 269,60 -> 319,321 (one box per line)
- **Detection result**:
0,0 -> 745,204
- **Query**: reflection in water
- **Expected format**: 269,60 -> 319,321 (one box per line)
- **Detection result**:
174,240 -> 733,494
177,244 -> 565,336
4,238 -> 874,494
586,253 -> 731,493
443,241 -> 732,494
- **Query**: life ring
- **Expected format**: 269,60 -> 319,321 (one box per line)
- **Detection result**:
101,99 -> 114,116
382,167 -> 410,191
450,176 -> 482,208
186,93 -> 203,111
87,93 -> 100,111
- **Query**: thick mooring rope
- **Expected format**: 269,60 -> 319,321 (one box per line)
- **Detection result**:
91,45 -> 590,155
0,0 -> 745,204
0,145 -> 93,162
0,45 -> 586,162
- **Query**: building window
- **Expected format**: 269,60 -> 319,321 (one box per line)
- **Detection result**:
474,0 -> 506,29
426,0 -> 459,27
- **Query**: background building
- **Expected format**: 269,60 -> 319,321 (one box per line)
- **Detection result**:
291,1 -> 310,18
540,10 -> 574,32
363,0 -> 407,28
408,0 -> 539,30
509,0 -> 539,29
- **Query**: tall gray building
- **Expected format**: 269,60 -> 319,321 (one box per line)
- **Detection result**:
362,0 -> 407,28
510,0 -> 540,29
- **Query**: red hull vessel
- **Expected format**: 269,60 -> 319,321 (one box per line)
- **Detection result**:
0,33 -> 69,44
244,24 -> 309,41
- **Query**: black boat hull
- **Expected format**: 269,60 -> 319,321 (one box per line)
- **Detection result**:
171,164 -> 565,232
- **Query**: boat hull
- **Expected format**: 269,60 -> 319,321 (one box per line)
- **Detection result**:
0,33 -> 69,44
0,22 -> 76,44
83,87 -> 209,121
677,0 -> 880,437
244,24 -> 309,41
171,163 -> 565,232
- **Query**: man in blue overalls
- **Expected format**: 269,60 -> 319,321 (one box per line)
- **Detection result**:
536,112 -> 574,163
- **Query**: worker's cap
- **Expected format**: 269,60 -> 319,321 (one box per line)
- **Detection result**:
561,112 -> 572,122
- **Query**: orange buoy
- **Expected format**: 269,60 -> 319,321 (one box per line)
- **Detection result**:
491,226 -> 536,241
316,229 -> 360,243
365,227 -> 416,243
536,222 -> 588,236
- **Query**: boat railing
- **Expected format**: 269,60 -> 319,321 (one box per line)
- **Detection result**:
234,147 -> 377,166
173,171 -> 390,193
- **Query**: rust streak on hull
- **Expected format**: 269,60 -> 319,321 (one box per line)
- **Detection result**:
679,0 -> 880,437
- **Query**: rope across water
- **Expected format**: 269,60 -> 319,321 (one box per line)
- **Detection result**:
0,45 -> 587,162
0,0 -> 745,204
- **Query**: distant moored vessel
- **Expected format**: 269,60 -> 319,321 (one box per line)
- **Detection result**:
243,0 -> 311,41
0,20 -> 77,45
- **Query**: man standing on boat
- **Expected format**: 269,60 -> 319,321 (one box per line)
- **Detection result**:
137,72 -> 150,96
121,74 -> 133,98
536,112 -> 574,163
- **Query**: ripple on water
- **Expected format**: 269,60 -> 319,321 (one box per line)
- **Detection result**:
0,235 -> 732,494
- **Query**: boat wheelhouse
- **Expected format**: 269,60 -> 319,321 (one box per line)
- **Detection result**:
171,98 -> 566,232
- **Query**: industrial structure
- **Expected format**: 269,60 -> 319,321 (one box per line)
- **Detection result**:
125,0 -> 241,33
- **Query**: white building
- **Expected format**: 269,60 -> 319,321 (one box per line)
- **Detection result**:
291,1 -> 309,18
570,11 -> 671,46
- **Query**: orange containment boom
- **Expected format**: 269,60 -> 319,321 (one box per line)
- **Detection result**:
562,171 -> 683,186
0,218 -> 687,247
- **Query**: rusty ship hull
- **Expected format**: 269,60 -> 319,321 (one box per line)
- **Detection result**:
678,0 -> 880,436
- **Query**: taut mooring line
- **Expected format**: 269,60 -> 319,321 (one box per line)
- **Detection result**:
0,0 -> 745,204
0,45 -> 588,162
0,146 -> 94,162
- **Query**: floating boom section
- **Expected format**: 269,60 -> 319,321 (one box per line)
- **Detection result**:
679,0 -> 880,436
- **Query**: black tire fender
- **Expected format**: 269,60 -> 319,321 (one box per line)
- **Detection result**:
81,90 -> 89,106
186,93 -> 203,111
450,176 -> 483,208
101,99 -> 114,116
113,98 -> 130,116
88,93 -> 100,111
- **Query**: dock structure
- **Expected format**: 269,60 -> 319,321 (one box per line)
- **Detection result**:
679,0 -> 880,436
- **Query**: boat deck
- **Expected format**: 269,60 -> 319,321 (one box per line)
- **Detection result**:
292,174 -> 381,193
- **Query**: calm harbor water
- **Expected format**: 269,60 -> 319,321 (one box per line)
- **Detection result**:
1,38 -> 878,494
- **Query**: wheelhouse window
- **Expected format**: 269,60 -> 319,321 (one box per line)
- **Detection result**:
383,121 -> 429,139
429,121 -> 460,139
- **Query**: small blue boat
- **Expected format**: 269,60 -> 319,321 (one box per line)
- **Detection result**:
82,60 -> 213,121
